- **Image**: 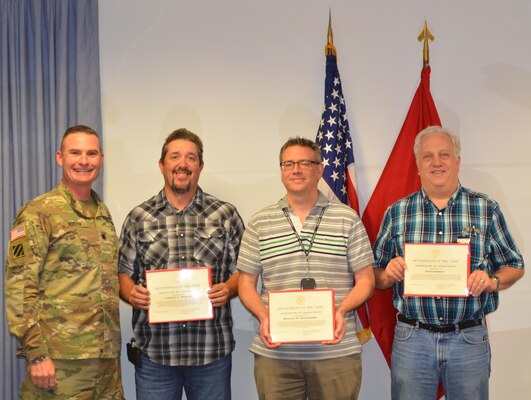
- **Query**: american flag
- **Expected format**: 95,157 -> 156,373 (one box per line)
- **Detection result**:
10,225 -> 26,241
315,52 -> 371,344
315,54 -> 359,213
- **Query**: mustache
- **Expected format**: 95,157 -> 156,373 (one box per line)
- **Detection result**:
172,168 -> 192,175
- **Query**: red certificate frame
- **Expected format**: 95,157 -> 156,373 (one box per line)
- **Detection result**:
404,243 -> 470,297
145,267 -> 213,324
268,289 -> 335,344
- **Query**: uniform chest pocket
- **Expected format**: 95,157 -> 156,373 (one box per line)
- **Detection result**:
193,226 -> 227,267
137,227 -> 169,266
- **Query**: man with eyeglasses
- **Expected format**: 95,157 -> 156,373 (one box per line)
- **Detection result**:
238,136 -> 375,399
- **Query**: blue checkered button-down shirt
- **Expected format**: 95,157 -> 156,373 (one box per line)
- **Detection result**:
373,184 -> 524,325
118,188 -> 244,366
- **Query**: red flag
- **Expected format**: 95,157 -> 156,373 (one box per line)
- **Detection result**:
361,65 -> 441,366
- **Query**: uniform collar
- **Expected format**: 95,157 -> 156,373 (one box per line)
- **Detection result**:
57,180 -> 105,218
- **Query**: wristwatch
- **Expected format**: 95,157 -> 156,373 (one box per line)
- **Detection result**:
491,274 -> 501,291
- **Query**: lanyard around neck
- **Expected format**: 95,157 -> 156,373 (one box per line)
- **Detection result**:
282,206 -> 326,259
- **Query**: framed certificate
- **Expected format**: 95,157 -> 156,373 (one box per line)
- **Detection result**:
145,267 -> 213,324
404,243 -> 470,297
268,289 -> 335,344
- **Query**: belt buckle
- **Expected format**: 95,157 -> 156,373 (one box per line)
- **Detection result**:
423,322 -> 454,333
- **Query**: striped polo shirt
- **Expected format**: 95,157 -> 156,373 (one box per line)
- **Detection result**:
237,192 -> 374,360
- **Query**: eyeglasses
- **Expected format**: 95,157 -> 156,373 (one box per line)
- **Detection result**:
279,160 -> 321,171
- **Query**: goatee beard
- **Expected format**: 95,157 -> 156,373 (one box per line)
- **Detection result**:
171,168 -> 192,194
171,182 -> 191,194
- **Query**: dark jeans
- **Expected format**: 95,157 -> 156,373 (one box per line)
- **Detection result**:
135,353 -> 232,400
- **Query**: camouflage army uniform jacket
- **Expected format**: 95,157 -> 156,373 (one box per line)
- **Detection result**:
5,181 -> 121,363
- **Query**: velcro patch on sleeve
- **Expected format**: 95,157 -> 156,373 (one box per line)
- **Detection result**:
10,242 -> 26,260
10,225 -> 27,241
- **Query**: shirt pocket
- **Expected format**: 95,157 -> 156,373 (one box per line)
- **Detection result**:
137,223 -> 169,268
467,231 -> 489,273
193,225 -> 227,268
390,231 -> 406,258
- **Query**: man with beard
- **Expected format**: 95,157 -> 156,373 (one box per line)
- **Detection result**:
118,128 -> 245,400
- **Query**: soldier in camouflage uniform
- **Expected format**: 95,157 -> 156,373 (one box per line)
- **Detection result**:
5,125 -> 124,399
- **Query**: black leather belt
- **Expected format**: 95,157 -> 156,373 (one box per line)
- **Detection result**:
398,314 -> 483,333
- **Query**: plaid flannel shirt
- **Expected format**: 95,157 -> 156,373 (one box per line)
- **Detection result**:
118,188 -> 244,365
373,184 -> 523,324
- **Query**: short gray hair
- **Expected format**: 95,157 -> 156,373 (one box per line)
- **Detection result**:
414,126 -> 461,161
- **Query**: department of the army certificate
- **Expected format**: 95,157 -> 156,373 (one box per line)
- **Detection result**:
146,267 -> 213,323
268,289 -> 335,343
404,243 -> 470,297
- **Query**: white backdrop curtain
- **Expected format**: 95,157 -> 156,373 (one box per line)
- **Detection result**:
0,1 -> 102,398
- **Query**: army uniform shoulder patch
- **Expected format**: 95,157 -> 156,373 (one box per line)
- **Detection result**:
8,224 -> 33,263
10,225 -> 27,241
10,242 -> 26,259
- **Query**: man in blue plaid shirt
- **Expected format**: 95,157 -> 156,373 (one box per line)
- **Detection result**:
373,126 -> 524,400
118,128 -> 244,400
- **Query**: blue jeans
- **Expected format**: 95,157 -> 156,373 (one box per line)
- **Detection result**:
391,321 -> 491,400
135,353 -> 232,400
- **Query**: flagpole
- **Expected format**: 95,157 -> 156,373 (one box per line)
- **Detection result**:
362,22 -> 442,369
417,22 -> 445,400
325,9 -> 336,56
417,20 -> 435,68
315,10 -> 372,344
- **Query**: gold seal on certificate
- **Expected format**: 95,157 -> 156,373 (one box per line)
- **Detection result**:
145,267 -> 213,324
268,289 -> 335,343
404,243 -> 470,297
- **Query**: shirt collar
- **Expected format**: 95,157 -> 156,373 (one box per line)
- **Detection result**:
154,187 -> 205,212
278,190 -> 329,211
420,182 -> 463,207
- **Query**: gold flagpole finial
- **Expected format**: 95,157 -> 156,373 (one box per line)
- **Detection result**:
325,8 -> 336,56
417,20 -> 435,67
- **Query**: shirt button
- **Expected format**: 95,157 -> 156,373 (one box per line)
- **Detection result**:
438,231 -> 442,235
438,212 -> 442,216
180,233 -> 184,237
438,317 -> 443,321
181,256 -> 185,259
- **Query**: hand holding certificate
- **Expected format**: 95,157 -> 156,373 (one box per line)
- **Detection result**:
268,289 -> 335,343
404,243 -> 470,297
146,267 -> 214,324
